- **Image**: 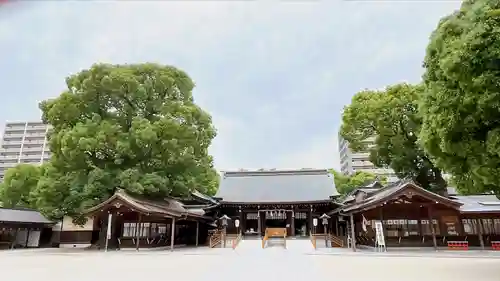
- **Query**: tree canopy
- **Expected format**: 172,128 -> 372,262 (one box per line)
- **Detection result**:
31,63 -> 219,220
420,0 -> 500,195
330,169 -> 386,195
0,164 -> 41,208
340,83 -> 448,194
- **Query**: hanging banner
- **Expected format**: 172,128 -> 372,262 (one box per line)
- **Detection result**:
106,213 -> 112,239
374,220 -> 386,251
362,215 -> 368,232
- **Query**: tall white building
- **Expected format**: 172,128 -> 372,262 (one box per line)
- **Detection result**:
338,134 -> 398,182
0,121 -> 51,180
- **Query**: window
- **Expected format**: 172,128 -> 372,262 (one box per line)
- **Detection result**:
494,219 -> 500,234
383,219 -> 418,237
407,220 -> 419,235
421,219 -> 440,235
482,219 -> 495,234
123,222 -> 170,237
462,219 -> 479,235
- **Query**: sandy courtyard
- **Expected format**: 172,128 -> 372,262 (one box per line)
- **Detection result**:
2,244 -> 500,281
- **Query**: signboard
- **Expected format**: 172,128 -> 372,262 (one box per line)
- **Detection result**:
313,218 -> 318,226
374,220 -> 386,251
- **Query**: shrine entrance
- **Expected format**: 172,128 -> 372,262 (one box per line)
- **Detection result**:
259,209 -> 292,236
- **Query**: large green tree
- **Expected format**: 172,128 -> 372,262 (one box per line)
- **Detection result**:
341,83 -> 448,194
330,169 -> 385,195
420,0 -> 500,195
0,164 -> 42,208
32,63 -> 219,220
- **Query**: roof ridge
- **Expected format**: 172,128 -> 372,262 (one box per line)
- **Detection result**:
223,169 -> 330,177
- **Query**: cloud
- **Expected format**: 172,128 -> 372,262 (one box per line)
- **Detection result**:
0,1 -> 460,171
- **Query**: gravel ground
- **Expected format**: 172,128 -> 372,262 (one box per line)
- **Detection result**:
2,240 -> 499,281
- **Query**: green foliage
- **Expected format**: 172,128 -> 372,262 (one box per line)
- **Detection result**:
341,83 -> 448,193
421,0 -> 500,195
33,63 -> 219,220
0,164 -> 42,208
330,169 -> 386,195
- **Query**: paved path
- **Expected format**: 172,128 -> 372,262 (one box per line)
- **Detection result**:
2,240 -> 500,281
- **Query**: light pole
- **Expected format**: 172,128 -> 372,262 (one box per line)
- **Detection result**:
320,213 -> 331,247
219,215 -> 231,248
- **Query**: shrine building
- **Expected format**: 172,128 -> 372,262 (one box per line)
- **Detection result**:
31,168 -> 500,251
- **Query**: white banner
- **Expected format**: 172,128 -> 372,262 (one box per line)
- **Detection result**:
106,213 -> 112,239
374,220 -> 386,248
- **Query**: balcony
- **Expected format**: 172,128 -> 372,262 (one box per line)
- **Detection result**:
4,126 -> 26,133
3,133 -> 24,140
2,141 -> 22,148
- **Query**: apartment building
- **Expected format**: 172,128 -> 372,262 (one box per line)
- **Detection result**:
0,121 -> 51,180
338,134 -> 398,182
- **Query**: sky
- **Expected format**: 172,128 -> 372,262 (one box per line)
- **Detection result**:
0,0 -> 461,172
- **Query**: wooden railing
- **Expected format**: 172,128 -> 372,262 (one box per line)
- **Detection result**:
310,234 -> 317,249
262,228 -> 287,249
328,234 -> 344,247
232,233 -> 242,250
262,232 -> 269,249
209,230 -> 222,248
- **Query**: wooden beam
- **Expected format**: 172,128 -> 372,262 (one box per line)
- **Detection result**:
350,214 -> 356,252
195,221 -> 199,247
427,207 -> 438,250
477,218 -> 485,250
136,213 -> 142,251
170,217 -> 176,251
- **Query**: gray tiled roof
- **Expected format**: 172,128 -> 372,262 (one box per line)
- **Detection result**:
215,169 -> 339,203
0,208 -> 53,224
451,195 -> 500,213
341,180 -> 462,213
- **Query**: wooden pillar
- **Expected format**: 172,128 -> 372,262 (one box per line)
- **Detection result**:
195,221 -> 199,247
427,207 -> 438,250
136,213 -> 142,251
257,211 -> 261,237
350,214 -> 356,252
239,209 -> 244,235
25,228 -> 31,248
477,218 -> 485,250
170,217 -> 176,251
335,217 -> 339,236
11,227 -> 19,250
309,206 -> 313,235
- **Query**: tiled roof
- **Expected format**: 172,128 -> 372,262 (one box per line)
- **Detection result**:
215,169 -> 339,203
451,195 -> 500,213
0,208 -> 53,224
84,189 -> 210,218
340,180 -> 462,213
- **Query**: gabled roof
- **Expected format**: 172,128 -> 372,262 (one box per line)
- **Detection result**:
339,180 -> 462,214
0,208 -> 53,224
191,190 -> 218,205
215,169 -> 339,204
451,195 -> 500,213
84,189 -> 211,219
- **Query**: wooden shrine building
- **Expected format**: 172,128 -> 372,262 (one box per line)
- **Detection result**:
330,180 -> 500,250
213,169 -> 341,237
82,189 -> 217,250
0,208 -> 54,249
